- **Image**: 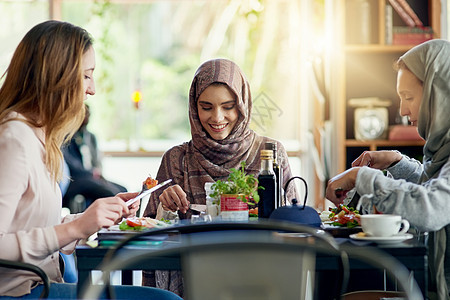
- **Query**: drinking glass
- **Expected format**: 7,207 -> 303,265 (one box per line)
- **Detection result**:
191,212 -> 212,224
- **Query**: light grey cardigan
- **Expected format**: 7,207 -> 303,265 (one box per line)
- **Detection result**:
357,156 -> 450,300
358,156 -> 450,232
356,39 -> 450,300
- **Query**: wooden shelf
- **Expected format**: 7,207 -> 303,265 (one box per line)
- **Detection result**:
345,139 -> 425,152
333,0 -> 440,173
345,139 -> 425,147
345,44 -> 415,53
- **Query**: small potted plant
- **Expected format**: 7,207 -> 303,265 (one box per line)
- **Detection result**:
210,161 -> 260,221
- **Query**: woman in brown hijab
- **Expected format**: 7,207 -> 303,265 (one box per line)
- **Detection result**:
143,58 -> 296,296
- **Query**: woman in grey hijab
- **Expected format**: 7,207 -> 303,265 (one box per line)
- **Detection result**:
326,39 -> 450,300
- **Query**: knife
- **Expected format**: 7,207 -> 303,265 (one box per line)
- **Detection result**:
189,204 -> 207,212
125,179 -> 172,207
343,188 -> 360,209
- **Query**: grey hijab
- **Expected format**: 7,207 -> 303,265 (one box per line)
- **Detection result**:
400,39 -> 450,181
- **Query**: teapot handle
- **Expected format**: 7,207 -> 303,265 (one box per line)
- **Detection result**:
283,176 -> 308,209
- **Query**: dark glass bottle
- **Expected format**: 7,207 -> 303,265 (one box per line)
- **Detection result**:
258,149 -> 277,218
265,142 -> 283,208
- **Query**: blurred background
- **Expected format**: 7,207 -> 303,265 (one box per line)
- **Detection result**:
1,0 -> 449,209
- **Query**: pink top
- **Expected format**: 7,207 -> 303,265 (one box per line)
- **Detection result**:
0,112 -> 72,296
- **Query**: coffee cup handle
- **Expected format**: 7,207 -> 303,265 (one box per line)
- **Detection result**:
398,219 -> 410,235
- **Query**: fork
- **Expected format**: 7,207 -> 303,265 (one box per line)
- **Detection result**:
126,179 -> 172,207
137,174 -> 152,195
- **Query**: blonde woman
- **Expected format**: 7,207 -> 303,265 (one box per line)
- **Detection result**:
0,20 -> 180,299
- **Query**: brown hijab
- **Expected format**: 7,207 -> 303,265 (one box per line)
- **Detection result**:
142,58 -> 296,297
144,58 -> 295,219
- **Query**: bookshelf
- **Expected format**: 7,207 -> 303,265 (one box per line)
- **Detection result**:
333,0 -> 440,173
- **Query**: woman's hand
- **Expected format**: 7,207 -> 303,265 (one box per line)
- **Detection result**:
76,197 -> 128,236
352,150 -> 402,170
116,192 -> 140,219
55,194 -> 137,248
325,167 -> 360,207
159,184 -> 189,214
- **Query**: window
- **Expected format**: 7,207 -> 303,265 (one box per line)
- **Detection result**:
60,0 -> 313,194
0,0 -> 329,204
0,1 -> 48,76
57,1 -> 306,146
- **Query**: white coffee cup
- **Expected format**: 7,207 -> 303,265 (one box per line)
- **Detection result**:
360,214 -> 410,237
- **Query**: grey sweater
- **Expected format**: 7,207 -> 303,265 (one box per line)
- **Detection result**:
357,155 -> 450,232
356,155 -> 450,299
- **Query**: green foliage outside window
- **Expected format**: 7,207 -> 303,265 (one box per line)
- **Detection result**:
59,0 -> 307,148
1,0 -> 320,152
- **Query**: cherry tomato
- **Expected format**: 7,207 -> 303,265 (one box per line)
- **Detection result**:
341,205 -> 351,214
144,177 -> 158,189
126,218 -> 142,227
249,208 -> 258,215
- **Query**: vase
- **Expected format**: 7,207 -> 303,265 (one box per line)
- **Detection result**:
220,194 -> 249,221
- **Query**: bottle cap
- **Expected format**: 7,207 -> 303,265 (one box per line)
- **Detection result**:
260,149 -> 273,160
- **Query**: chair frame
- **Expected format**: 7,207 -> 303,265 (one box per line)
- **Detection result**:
81,230 -> 347,300
0,258 -> 50,299
82,220 -> 350,300
340,244 -> 424,300
83,220 -> 425,300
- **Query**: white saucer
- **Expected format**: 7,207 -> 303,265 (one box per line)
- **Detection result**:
349,233 -> 414,244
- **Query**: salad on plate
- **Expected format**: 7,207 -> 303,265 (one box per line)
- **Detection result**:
321,204 -> 361,228
118,217 -> 174,231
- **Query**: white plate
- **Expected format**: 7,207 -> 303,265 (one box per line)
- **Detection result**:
349,233 -> 414,244
322,223 -> 362,229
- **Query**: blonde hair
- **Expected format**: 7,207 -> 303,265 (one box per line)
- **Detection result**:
0,21 -> 93,182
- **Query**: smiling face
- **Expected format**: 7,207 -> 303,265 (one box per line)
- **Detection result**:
82,46 -> 96,100
396,66 -> 423,126
197,83 -> 239,140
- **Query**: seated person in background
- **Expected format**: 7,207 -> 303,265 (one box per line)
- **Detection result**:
142,58 -> 297,296
325,39 -> 450,300
62,104 -> 127,212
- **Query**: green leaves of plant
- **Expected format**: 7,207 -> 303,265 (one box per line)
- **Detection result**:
211,161 -> 260,203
